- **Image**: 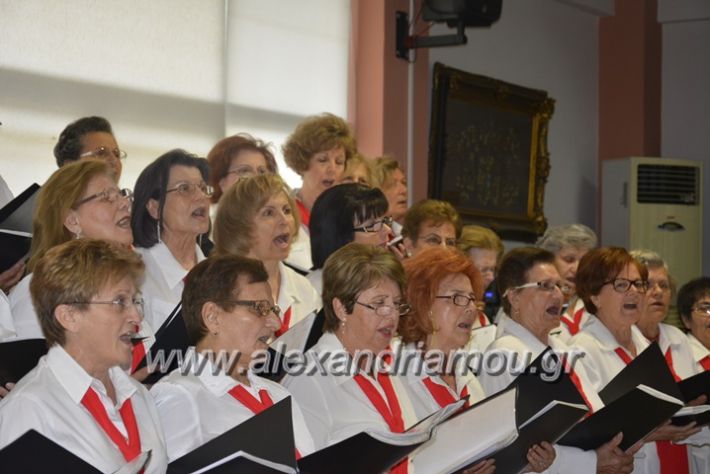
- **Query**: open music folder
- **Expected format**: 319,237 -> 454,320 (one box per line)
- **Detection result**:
135,302 -> 189,384
0,183 -> 39,272
167,398 -> 297,474
0,338 -> 47,386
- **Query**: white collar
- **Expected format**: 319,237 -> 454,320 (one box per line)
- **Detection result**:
496,312 -> 548,355
146,241 -> 205,291
187,350 -> 266,397
277,262 -> 302,310
312,332 -> 385,385
687,333 -> 710,360
583,316 -> 648,354
47,344 -> 136,406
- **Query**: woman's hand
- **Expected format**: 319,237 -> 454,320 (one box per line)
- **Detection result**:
645,420 -> 701,443
595,432 -> 635,474
462,459 -> 495,474
0,382 -> 15,399
0,259 -> 25,294
524,442 -> 556,472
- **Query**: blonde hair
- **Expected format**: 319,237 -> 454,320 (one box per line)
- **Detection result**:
457,225 -> 504,258
342,152 -> 372,186
30,239 -> 144,347
28,159 -> 112,272
401,199 -> 462,242
370,156 -> 402,189
282,113 -> 356,175
213,174 -> 300,256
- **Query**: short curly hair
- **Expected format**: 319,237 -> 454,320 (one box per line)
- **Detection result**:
282,113 -> 356,175
400,247 -> 483,345
457,225 -> 504,258
207,133 -> 278,203
576,247 -> 648,315
402,199 -> 462,242
370,156 -> 402,189
54,116 -> 114,168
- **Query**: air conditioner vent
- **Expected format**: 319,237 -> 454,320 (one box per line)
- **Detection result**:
637,164 -> 699,205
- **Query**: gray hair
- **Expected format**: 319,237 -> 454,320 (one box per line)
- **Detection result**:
536,224 -> 597,254
629,249 -> 669,273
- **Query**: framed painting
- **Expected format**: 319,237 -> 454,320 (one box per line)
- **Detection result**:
428,63 -> 555,242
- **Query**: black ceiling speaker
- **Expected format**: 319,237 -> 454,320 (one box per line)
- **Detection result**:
422,0 -> 502,28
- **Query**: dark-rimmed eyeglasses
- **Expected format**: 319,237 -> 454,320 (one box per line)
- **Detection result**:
691,303 -> 710,316
71,295 -> 144,315
166,181 -> 214,198
223,300 -> 281,318
354,300 -> 411,316
353,216 -> 394,233
604,278 -> 648,293
436,294 -> 477,307
73,188 -> 133,208
79,147 -> 127,161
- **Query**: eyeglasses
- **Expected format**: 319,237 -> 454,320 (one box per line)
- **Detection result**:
79,147 -> 127,161
71,295 -> 144,315
512,280 -> 572,295
224,300 -> 281,318
421,234 -> 457,248
225,166 -> 268,179
436,294 -> 477,307
355,300 -> 411,317
604,278 -> 649,293
74,187 -> 133,208
691,303 -> 710,316
166,181 -> 214,198
353,216 -> 394,233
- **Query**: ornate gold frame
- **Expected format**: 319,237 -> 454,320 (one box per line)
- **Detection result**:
428,63 -> 555,242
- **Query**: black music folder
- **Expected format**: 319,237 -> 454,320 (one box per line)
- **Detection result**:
136,303 -> 189,384
0,183 -> 39,272
559,383 -> 684,450
0,183 -> 39,234
167,398 -> 297,474
678,370 -> 710,402
300,398 -> 460,474
0,429 -> 151,474
0,338 -> 47,386
507,348 -> 587,425
598,342 -> 684,403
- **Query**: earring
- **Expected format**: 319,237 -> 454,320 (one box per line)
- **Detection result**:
340,319 -> 346,328
156,222 -> 162,243
74,228 -> 82,239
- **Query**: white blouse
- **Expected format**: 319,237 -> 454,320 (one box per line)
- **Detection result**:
150,352 -> 315,461
0,345 -> 168,473
569,317 -> 666,474
478,312 -> 599,474
284,224 -> 313,274
685,333 -> 709,373
136,241 -> 205,331
277,262 -> 321,331
552,298 -> 594,344
281,332 -> 418,451
8,273 -> 41,340
0,290 -> 16,341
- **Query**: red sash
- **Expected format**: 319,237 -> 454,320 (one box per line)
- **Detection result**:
422,376 -> 470,409
566,366 -> 594,415
615,346 -> 689,474
560,307 -> 585,336
229,384 -> 302,460
130,341 -> 146,374
353,372 -> 407,473
274,307 -> 292,339
295,199 -> 310,228
81,388 -> 142,462
477,312 -> 489,327
700,356 -> 710,371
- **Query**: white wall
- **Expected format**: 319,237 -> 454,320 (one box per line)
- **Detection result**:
659,1 -> 710,274
0,0 -> 349,196
427,0 -> 604,239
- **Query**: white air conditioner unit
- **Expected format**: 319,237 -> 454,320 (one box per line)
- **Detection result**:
601,157 -> 703,288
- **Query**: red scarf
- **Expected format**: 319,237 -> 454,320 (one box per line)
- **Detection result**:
614,346 -> 689,474
422,376 -> 470,409
229,384 -> 301,460
560,306 -> 585,336
274,306 -> 292,339
353,372 -> 407,474
700,355 -> 710,371
81,388 -> 142,462
295,199 -> 310,229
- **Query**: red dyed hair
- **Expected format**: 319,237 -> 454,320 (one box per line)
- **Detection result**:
576,246 -> 648,314
400,247 -> 483,344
